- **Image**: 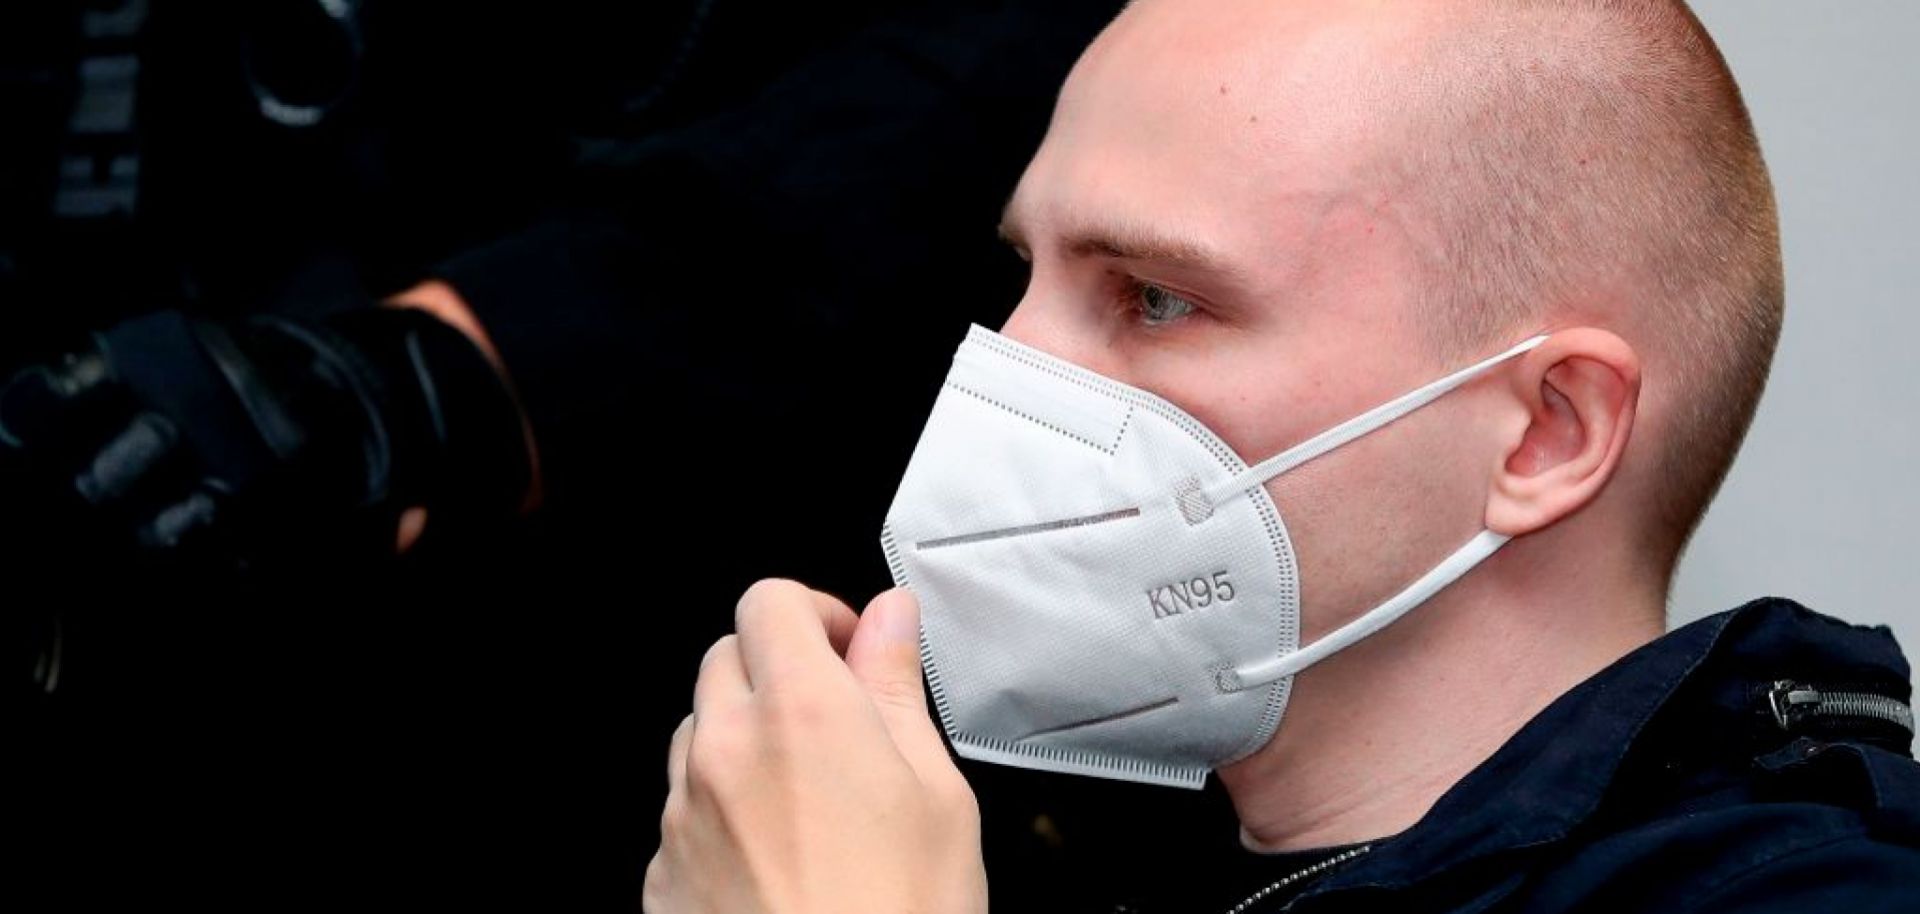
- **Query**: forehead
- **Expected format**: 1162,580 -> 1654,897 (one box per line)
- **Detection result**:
1009,0 -> 1408,263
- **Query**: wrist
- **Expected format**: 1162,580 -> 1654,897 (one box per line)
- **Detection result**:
384,280 -> 543,516
385,280 -> 506,372
264,301 -> 534,548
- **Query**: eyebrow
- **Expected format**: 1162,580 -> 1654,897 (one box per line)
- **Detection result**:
998,201 -> 1243,279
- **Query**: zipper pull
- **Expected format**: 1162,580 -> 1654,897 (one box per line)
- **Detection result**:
1768,679 -> 1915,735
1768,680 -> 1821,730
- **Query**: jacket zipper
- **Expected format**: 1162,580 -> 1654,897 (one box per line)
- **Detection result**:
1213,681 -> 1908,914
1768,680 -> 1915,735
1223,844 -> 1371,914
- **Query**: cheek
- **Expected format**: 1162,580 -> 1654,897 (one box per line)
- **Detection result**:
1127,335 -> 1334,467
1282,400 -> 1497,526
1260,401 -> 1501,637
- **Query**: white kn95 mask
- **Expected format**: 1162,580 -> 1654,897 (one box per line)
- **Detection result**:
880,324 -> 1547,789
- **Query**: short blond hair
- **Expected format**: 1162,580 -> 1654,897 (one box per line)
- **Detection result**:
1378,0 -> 1784,565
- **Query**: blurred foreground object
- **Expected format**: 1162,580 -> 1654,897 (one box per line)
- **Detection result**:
0,305 -> 532,574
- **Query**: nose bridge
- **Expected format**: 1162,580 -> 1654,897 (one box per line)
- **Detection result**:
1000,291 -> 1127,380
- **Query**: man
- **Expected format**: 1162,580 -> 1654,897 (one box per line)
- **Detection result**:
643,1 -> 1919,912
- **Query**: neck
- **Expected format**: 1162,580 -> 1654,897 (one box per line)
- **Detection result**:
1217,543 -> 1665,852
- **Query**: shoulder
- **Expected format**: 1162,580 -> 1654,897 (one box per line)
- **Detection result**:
1680,831 -> 1920,913
1674,738 -> 1920,911
1504,741 -> 1920,914
1503,799 -> 1911,911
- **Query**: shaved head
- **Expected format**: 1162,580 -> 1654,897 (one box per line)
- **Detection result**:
1079,0 -> 1783,568
1372,0 -> 1784,560
997,0 -> 1784,842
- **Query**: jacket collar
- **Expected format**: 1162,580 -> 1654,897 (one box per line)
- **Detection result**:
1294,597 -> 1913,903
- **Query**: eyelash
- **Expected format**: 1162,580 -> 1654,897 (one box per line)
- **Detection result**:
1118,278 -> 1201,327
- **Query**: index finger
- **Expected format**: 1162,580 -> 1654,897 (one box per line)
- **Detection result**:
732,578 -> 860,686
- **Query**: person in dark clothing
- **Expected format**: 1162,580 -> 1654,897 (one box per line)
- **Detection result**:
1,0 -> 1127,575
4,1 -> 1128,910
1080,598 -> 1918,914
639,1 -> 1920,912
5,1 -> 1915,912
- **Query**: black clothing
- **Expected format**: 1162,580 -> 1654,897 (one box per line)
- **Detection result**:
1050,599 -> 1919,914
11,3 -> 1125,911
11,6 -> 1917,914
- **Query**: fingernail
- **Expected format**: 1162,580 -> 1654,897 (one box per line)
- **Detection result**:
876,587 -> 920,645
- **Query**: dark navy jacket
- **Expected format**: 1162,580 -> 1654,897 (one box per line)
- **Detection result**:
1209,598 -> 1920,913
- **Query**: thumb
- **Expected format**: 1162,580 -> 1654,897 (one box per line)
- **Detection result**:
846,587 -> 949,776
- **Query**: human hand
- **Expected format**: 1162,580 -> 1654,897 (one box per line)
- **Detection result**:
0,303 -> 531,567
645,580 -> 986,914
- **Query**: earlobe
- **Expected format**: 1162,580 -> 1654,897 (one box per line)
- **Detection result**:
1485,329 -> 1641,537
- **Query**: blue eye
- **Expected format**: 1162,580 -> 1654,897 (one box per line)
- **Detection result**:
1135,282 -> 1198,326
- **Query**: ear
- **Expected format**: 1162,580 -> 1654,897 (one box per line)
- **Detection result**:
1485,328 -> 1641,536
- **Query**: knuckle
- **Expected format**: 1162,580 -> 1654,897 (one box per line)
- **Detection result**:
641,851 -> 670,912
735,577 -> 806,627
761,682 -> 838,731
700,698 -> 755,743
657,797 -> 684,839
860,673 -> 927,707
698,634 -> 739,671
668,714 -> 694,757
683,754 -> 723,797
686,711 -> 752,787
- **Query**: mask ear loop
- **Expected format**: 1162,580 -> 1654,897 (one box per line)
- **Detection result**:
1189,334 -> 1551,692
1218,529 -> 1510,691
1191,335 -> 1550,519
